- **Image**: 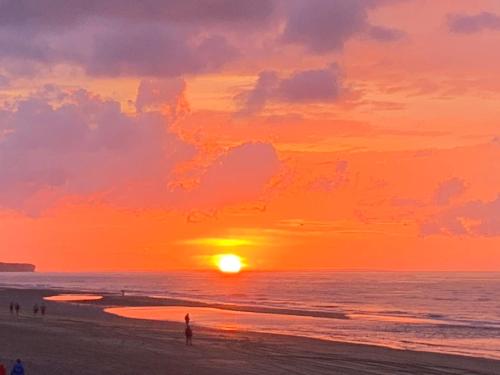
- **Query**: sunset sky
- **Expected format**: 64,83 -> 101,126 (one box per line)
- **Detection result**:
1,0 -> 500,271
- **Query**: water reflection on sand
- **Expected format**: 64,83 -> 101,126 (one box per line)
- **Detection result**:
44,294 -> 103,302
105,305 -> 324,332
105,305 -> 500,360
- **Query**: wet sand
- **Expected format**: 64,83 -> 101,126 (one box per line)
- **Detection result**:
1,287 -> 499,374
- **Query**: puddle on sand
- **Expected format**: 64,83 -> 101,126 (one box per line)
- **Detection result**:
44,294 -> 103,302
105,305 -> 328,333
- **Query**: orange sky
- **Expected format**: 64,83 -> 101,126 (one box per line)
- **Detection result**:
1,0 -> 500,271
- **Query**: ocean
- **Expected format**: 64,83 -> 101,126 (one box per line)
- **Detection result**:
1,271 -> 499,360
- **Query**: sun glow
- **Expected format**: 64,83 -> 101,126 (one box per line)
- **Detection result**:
184,237 -> 253,247
215,254 -> 244,273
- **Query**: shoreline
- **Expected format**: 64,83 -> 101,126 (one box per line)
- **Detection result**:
98,296 -> 500,362
0,283 -> 348,318
3,285 -> 500,359
1,287 -> 500,374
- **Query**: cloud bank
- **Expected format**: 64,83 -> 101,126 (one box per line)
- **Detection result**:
0,0 -> 402,77
0,82 -> 280,214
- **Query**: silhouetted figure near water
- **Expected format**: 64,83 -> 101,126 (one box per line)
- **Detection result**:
185,313 -> 190,325
10,359 -> 24,375
185,324 -> 193,346
41,303 -> 46,316
9,302 -> 13,314
33,303 -> 39,315
14,303 -> 20,317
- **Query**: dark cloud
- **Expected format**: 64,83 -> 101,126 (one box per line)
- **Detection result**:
282,0 -> 367,52
367,25 -> 405,41
448,12 -> 500,34
282,0 -> 403,52
136,78 -> 189,114
0,0 -> 276,30
0,0 -> 403,77
0,31 -> 60,64
277,66 -> 342,102
237,65 -> 342,115
86,25 -> 238,77
0,0 -> 268,77
0,23 -> 239,77
433,178 -> 466,205
235,71 -> 279,116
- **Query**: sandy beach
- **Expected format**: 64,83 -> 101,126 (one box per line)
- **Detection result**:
0,288 -> 498,374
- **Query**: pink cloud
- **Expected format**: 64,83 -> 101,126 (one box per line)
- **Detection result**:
0,82 -> 283,214
172,142 -> 281,209
421,195 -> 500,237
0,83 -> 195,213
309,160 -> 349,191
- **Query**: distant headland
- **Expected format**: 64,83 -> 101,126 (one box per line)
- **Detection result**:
0,262 -> 36,272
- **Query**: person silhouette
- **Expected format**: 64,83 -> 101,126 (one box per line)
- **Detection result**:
185,313 -> 190,325
9,302 -> 13,315
185,324 -> 193,346
33,304 -> 39,315
14,303 -> 20,317
10,359 -> 24,375
40,303 -> 46,316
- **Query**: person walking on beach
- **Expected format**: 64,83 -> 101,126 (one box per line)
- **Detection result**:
10,359 -> 24,375
9,302 -> 13,315
14,303 -> 20,317
185,324 -> 193,346
33,303 -> 39,315
185,313 -> 190,325
40,303 -> 46,316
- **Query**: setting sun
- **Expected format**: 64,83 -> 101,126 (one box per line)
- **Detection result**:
215,254 -> 243,273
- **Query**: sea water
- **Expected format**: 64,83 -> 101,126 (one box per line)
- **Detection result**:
1,271 -> 499,359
